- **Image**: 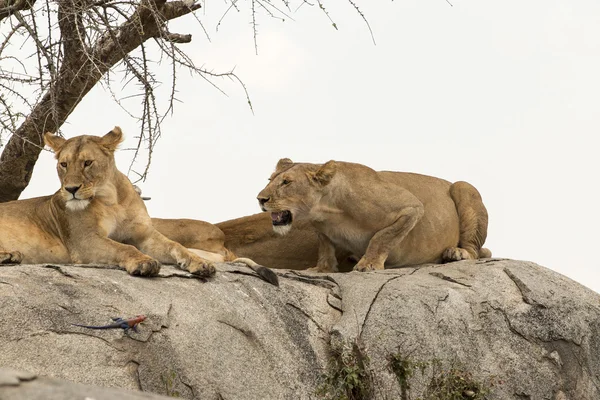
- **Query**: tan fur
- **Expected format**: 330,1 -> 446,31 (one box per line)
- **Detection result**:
151,216 -> 280,285
215,212 -> 356,271
151,218 -> 235,262
257,159 -> 491,272
0,127 -> 215,277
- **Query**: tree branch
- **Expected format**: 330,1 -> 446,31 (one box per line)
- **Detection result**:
0,0 -> 36,23
0,0 -> 201,201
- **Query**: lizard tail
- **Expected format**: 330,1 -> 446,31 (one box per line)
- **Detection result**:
232,258 -> 279,287
71,324 -> 112,330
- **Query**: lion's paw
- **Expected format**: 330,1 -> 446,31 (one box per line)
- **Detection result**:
442,247 -> 473,263
353,260 -> 383,272
185,259 -> 216,277
125,257 -> 161,276
0,251 -> 23,264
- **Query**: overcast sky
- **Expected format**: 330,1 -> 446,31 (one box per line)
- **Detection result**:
19,0 -> 600,293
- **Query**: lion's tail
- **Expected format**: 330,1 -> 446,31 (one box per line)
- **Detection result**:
230,256 -> 280,287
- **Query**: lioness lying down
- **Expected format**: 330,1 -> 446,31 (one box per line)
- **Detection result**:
0,127 -> 216,277
257,159 -> 491,272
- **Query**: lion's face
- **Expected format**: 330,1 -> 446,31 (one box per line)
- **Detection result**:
257,158 -> 336,235
44,128 -> 124,211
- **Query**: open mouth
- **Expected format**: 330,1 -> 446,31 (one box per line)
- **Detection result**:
271,210 -> 292,226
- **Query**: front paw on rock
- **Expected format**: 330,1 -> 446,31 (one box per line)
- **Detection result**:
0,251 -> 23,264
442,247 -> 472,262
353,261 -> 381,272
186,260 -> 216,277
126,258 -> 161,276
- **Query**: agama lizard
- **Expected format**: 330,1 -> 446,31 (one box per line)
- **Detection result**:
72,315 -> 146,333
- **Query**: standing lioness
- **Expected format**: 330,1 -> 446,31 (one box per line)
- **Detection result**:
0,127 -> 215,277
257,159 -> 491,272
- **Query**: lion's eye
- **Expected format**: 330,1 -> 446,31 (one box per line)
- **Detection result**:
60,162 -> 67,168
282,179 -> 291,185
84,160 -> 93,167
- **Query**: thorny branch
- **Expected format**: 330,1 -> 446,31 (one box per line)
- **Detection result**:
0,0 -> 373,199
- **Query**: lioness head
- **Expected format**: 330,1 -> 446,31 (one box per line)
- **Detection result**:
44,127 -> 124,211
257,158 -> 337,235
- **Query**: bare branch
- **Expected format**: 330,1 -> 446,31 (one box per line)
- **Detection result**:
0,0 -> 37,22
0,0 -> 377,200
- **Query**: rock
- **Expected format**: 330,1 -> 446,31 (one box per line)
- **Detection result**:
0,368 -> 36,386
0,259 -> 598,399
0,367 -> 172,399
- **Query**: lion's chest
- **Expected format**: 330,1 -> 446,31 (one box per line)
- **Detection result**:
101,215 -> 118,237
98,207 -> 139,242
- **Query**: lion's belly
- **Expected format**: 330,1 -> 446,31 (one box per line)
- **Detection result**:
0,222 -> 70,263
322,225 -> 373,257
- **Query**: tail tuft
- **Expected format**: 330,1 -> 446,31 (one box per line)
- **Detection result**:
255,266 -> 280,286
232,257 -> 279,286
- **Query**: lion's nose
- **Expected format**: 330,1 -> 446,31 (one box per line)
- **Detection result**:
65,185 -> 81,195
257,196 -> 269,206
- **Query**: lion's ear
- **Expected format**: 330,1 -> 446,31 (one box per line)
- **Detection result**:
100,126 -> 124,152
275,158 -> 293,173
44,132 -> 66,153
312,160 -> 336,186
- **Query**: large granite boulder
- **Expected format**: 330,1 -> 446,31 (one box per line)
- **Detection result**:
0,259 -> 598,399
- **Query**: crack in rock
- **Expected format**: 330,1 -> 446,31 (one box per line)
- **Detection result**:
487,303 -> 534,344
279,271 -> 339,289
429,271 -> 472,287
180,377 -> 195,398
359,275 -> 405,339
125,360 -> 142,391
216,320 -> 256,340
285,302 -> 327,334
327,293 -> 342,312
43,264 -> 78,278
503,268 -> 545,307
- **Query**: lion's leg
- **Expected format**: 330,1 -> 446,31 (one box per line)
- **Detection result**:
187,248 -> 227,263
307,233 -> 339,273
443,181 -> 491,262
0,251 -> 23,264
355,205 -> 424,272
135,230 -> 215,277
70,237 -> 160,276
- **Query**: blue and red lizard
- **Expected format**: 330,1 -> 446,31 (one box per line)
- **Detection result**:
72,315 -> 146,333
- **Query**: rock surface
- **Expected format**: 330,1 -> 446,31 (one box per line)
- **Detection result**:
0,259 -> 599,399
0,367 -> 173,400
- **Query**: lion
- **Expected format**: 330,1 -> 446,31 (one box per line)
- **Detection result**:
0,127 -> 216,277
150,213 -> 356,272
215,212 -> 356,271
256,158 -> 491,272
149,217 -> 277,285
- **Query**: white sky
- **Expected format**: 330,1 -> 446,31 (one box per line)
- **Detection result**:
19,0 -> 600,293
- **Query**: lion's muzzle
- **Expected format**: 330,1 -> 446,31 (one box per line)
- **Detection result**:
61,184 -> 94,210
